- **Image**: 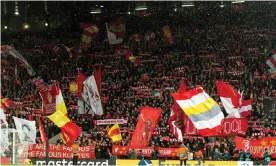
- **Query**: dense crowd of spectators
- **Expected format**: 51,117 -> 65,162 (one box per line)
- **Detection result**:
1,19 -> 276,161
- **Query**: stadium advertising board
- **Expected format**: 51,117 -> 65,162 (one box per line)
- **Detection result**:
16,144 -> 95,159
116,160 -> 238,166
31,159 -> 116,166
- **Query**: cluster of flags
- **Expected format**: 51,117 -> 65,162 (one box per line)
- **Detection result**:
170,80 -> 253,138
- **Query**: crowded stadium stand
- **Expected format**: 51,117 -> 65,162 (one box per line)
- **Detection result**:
1,1 -> 276,166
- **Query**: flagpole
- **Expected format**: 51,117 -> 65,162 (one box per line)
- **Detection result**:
46,126 -> 49,165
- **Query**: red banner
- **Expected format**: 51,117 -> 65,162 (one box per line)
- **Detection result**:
235,136 -> 276,158
39,84 -> 58,114
16,144 -> 95,159
184,118 -> 248,136
112,145 -> 179,158
130,107 -> 162,146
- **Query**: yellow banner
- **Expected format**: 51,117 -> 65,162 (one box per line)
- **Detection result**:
116,160 -> 238,166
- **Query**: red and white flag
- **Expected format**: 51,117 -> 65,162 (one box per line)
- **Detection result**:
216,81 -> 241,118
82,70 -> 103,115
168,80 -> 186,141
77,70 -> 88,97
239,99 -> 252,117
266,53 -> 276,73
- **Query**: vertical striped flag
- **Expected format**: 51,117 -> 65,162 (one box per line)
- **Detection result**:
48,111 -> 81,146
107,123 -> 122,142
172,87 -> 224,136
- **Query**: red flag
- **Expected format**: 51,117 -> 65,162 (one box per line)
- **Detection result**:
77,70 -> 88,97
178,80 -> 186,93
28,115 -> 33,121
38,117 -> 47,145
216,81 -> 241,118
130,107 -> 162,146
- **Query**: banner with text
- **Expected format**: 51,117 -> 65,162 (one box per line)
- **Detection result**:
235,136 -> 276,158
16,144 -> 95,159
185,118 -> 248,136
94,119 -> 128,125
112,145 -> 179,158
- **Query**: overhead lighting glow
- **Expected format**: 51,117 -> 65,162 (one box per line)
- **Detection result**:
24,24 -> 29,29
45,23 -> 48,26
174,8 -> 177,12
232,1 -> 245,3
182,4 -> 194,7
127,12 -> 131,15
100,5 -> 104,8
90,8 -> 101,14
15,11 -> 19,15
90,11 -> 101,14
4,26 -> 7,29
135,7 -> 147,11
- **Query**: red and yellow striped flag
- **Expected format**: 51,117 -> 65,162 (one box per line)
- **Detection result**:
48,111 -> 81,146
107,123 -> 122,142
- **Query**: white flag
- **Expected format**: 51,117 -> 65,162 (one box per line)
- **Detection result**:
13,117 -> 37,144
83,75 -> 103,115
4,45 -> 36,76
0,108 -> 9,154
106,24 -> 123,45
78,99 -> 93,115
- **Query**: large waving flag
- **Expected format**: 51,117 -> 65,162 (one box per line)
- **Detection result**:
107,123 -> 122,142
130,107 -> 162,146
13,117 -> 37,144
48,111 -> 81,146
82,69 -> 103,116
1,45 -> 35,76
172,87 -> 224,136
215,81 -> 241,118
48,85 -> 81,146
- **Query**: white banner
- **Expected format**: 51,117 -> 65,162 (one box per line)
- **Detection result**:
83,75 -> 103,115
94,119 -> 128,125
13,117 -> 37,144
77,100 -> 93,115
0,108 -> 9,155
